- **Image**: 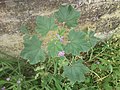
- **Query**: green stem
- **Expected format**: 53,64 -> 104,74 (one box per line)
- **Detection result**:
89,48 -> 93,61
54,59 -> 57,75
17,58 -> 21,75
90,70 -> 101,79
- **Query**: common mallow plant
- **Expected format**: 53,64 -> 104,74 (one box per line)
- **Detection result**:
20,5 -> 98,83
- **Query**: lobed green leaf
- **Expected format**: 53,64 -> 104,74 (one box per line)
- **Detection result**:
47,41 -> 63,57
20,35 -> 45,64
55,5 -> 80,28
36,16 -> 57,36
63,60 -> 89,83
65,30 -> 98,55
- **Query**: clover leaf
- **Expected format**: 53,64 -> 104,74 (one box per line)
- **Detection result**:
20,35 -> 45,64
36,16 -> 57,36
63,60 -> 89,83
55,5 -> 80,27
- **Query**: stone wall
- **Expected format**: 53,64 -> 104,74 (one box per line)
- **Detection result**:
0,0 -> 120,57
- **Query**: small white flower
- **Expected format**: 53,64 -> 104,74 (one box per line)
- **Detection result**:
6,77 -> 10,81
17,80 -> 21,84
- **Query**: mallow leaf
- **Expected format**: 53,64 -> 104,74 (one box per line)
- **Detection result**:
65,30 -> 98,55
85,30 -> 98,48
47,41 -> 63,57
20,35 -> 45,64
55,5 -> 80,27
63,60 -> 89,83
36,16 -> 57,36
65,30 -> 85,55
78,30 -> 98,52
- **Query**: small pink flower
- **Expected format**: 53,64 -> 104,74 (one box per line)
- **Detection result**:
58,51 -> 65,57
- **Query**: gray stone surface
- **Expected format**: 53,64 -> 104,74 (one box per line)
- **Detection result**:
0,0 -> 120,57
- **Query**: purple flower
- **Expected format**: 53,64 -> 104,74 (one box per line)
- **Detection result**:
58,51 -> 65,57
6,77 -> 10,81
17,80 -> 21,84
1,86 -> 5,90
56,34 -> 64,42
59,36 -> 64,42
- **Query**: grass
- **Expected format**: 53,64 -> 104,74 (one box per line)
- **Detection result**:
0,34 -> 120,90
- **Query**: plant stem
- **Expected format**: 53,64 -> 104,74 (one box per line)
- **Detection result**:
54,59 -> 57,75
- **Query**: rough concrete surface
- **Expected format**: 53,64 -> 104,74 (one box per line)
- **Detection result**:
0,0 -> 120,57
